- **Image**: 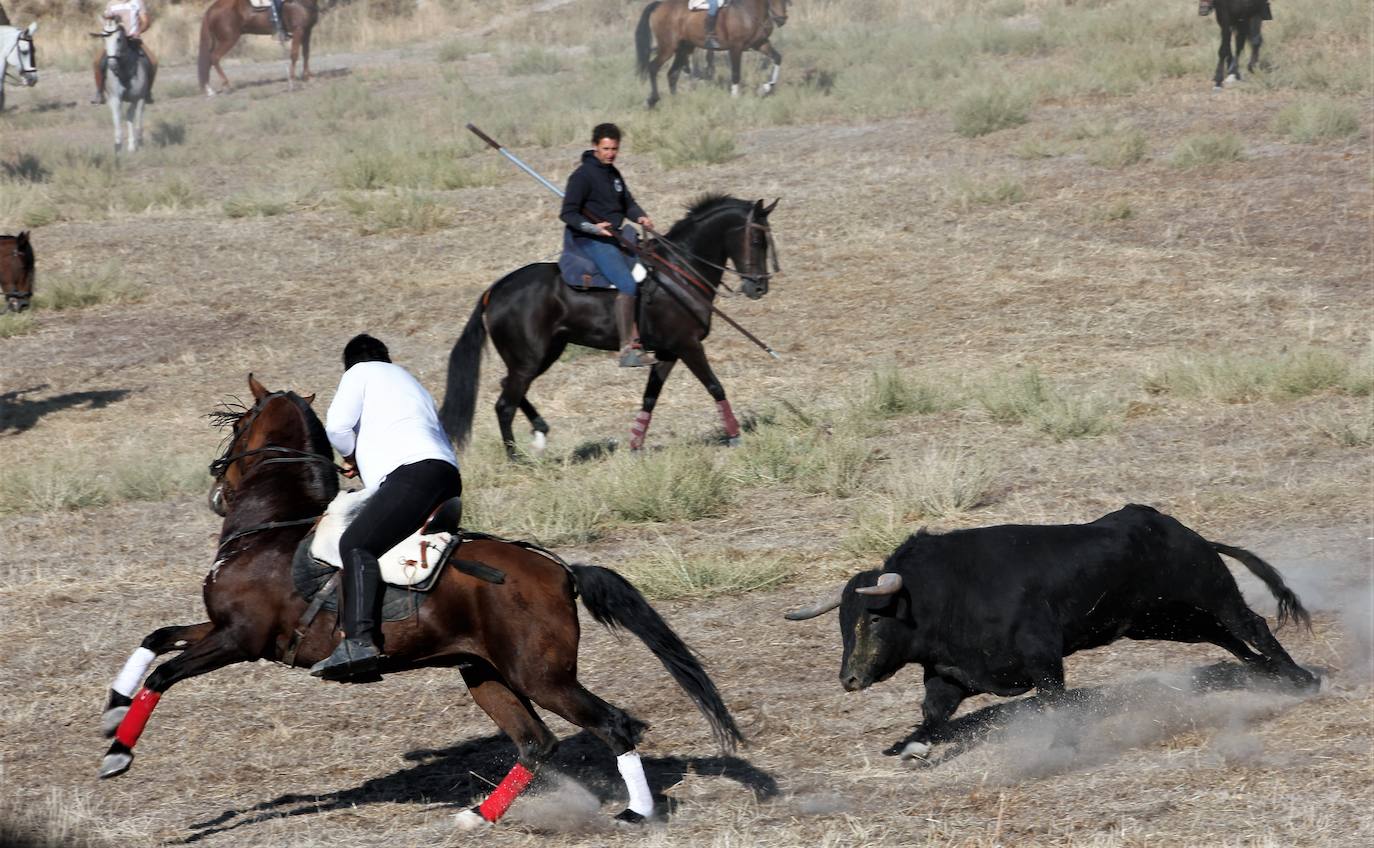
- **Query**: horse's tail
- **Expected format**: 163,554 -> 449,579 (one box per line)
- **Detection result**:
438,296 -> 489,448
635,1 -> 661,79
197,10 -> 215,90
1209,541 -> 1312,630
572,563 -> 744,752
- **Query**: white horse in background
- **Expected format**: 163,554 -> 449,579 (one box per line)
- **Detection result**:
93,20 -> 152,152
0,21 -> 38,112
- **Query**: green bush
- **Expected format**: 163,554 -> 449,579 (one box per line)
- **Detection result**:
951,88 -> 1029,138
1271,100 -> 1361,143
1170,133 -> 1245,169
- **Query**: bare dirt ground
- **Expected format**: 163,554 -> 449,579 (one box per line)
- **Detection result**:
1,2 -> 1371,846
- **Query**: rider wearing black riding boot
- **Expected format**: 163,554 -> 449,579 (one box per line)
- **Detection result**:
310,334 -> 462,682
561,123 -> 658,368
704,0 -> 721,50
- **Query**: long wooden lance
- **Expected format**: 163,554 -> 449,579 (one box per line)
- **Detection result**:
466,123 -> 781,360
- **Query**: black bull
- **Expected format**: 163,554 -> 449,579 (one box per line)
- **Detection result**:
787,505 -> 1318,757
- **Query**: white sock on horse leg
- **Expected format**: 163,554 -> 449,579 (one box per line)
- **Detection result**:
616,751 -> 654,816
112,647 -> 156,697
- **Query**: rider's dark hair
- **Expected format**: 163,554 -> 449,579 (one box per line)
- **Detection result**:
343,334 -> 391,369
591,123 -> 622,145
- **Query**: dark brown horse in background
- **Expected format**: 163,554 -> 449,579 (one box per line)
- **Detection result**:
0,231 -> 34,313
198,0 -> 318,96
636,0 -> 788,107
1200,0 -> 1270,89
96,375 -> 741,828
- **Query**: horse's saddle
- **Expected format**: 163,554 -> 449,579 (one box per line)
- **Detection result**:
559,225 -> 641,290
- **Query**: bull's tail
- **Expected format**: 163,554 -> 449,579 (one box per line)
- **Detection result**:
438,297 -> 488,448
1211,541 -> 1311,630
197,13 -> 215,91
635,1 -> 661,79
572,563 -> 743,752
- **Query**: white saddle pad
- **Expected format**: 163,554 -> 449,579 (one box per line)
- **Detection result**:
247,0 -> 274,10
687,0 -> 731,10
310,489 -> 454,587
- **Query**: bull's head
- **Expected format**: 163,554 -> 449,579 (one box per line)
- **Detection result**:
786,569 -> 912,692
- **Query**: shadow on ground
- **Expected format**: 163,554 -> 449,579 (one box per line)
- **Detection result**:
0,385 -> 133,435
176,730 -> 778,842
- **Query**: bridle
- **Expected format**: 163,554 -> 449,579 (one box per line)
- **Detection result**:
208,392 -> 341,482
209,391 -> 341,551
3,29 -> 37,84
645,204 -> 781,299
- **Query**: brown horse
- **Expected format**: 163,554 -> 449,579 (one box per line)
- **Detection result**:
0,231 -> 34,313
197,0 -> 318,96
636,0 -> 788,107
97,375 -> 742,828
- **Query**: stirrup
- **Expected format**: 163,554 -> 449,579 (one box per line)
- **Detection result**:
309,637 -> 381,681
618,345 -> 655,368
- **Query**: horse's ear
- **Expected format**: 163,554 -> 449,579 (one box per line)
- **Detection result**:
248,373 -> 268,401
26,22 -> 38,35
302,393 -> 316,407
763,198 -> 780,214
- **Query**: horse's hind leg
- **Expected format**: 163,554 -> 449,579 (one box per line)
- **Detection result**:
99,626 -> 247,779
756,42 -> 782,96
1246,19 -> 1263,73
1213,24 -> 1232,88
1231,24 -> 1246,80
301,25 -> 313,81
518,399 -> 550,453
495,372 -> 535,460
525,678 -> 654,821
667,42 -> 693,95
452,662 -> 560,830
100,621 -> 215,737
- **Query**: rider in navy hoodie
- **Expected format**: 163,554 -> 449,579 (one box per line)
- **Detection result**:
561,123 -> 657,367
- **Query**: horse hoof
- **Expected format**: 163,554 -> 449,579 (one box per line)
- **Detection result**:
613,809 -> 650,827
898,740 -> 932,761
757,83 -> 774,98
1225,74 -> 1240,84
725,436 -> 742,448
99,751 -> 133,779
1212,84 -> 1223,92
100,707 -> 129,739
530,431 -> 548,453
452,808 -> 490,831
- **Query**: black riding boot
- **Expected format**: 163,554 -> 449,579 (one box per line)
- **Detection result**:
705,13 -> 721,50
309,549 -> 382,681
614,293 -> 654,368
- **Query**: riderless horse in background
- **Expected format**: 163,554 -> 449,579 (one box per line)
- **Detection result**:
440,195 -> 780,460
636,0 -> 788,107
1200,0 -> 1270,89
1,231 -> 34,313
0,20 -> 37,112
93,21 -> 152,153
97,375 -> 742,828
198,0 -> 318,96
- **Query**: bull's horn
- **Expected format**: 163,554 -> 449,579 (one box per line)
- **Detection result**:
784,584 -> 845,621
855,572 -> 903,596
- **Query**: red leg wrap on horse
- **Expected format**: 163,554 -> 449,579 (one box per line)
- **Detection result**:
629,410 -> 653,451
717,400 -> 740,438
114,688 -> 161,748
478,763 -> 534,823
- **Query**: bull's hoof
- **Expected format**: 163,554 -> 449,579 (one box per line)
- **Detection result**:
100,706 -> 129,739
452,807 -> 490,831
99,750 -> 133,779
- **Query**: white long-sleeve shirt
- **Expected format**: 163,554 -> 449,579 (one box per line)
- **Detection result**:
324,361 -> 458,489
104,0 -> 146,37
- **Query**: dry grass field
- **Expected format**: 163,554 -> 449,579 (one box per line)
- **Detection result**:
1,0 -> 1370,845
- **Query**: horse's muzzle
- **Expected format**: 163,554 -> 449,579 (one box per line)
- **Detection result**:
21,72 -> 37,86
741,277 -> 769,300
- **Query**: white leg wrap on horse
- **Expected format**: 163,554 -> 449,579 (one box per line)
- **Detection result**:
530,431 -> 547,452
112,647 -> 156,697
616,752 -> 654,817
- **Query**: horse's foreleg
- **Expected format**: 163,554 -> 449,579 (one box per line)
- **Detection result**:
630,359 -> 677,451
757,42 -> 782,97
108,100 -> 122,153
1213,24 -> 1232,88
679,347 -> 740,444
301,25 -> 313,81
646,48 -> 670,108
1231,25 -> 1246,80
101,622 -> 214,737
99,627 -> 247,779
452,663 -> 558,830
728,48 -> 744,98
1246,19 -> 1263,74
130,100 -> 145,152
212,34 -> 240,92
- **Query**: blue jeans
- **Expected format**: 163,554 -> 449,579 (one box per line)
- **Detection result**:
577,237 -> 638,296
708,0 -> 718,16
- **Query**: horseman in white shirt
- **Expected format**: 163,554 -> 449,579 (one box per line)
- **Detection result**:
93,0 -> 157,104
310,334 -> 463,682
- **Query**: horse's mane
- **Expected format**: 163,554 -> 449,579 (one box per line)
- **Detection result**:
665,194 -> 747,240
